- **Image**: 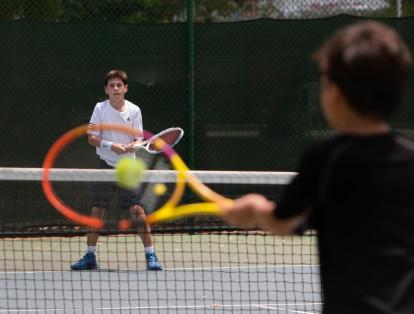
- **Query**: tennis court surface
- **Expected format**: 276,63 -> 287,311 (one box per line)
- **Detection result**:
0,168 -> 322,313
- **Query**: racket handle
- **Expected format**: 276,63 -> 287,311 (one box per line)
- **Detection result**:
147,203 -> 221,224
133,141 -> 146,152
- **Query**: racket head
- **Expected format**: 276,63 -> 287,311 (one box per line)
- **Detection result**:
42,123 -> 226,229
41,124 -> 188,229
146,127 -> 184,153
42,124 -> 142,229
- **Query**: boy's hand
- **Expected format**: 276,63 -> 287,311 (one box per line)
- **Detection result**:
125,142 -> 138,153
111,143 -> 127,155
221,194 -> 275,228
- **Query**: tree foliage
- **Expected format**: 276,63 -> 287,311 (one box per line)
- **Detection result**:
0,0 -> 277,23
0,0 -> 413,23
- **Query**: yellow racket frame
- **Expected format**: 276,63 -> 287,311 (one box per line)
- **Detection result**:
147,149 -> 233,224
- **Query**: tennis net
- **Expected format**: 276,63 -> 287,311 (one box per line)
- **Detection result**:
0,167 -> 321,313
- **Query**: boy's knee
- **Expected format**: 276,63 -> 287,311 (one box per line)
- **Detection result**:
130,205 -> 145,217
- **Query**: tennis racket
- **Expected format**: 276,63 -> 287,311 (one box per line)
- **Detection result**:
42,123 -> 231,230
134,127 -> 183,154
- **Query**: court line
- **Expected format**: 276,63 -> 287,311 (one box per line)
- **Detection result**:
96,302 -> 323,311
0,264 -> 319,274
0,309 -> 76,313
0,302 -> 323,313
258,303 -> 323,314
162,264 -> 319,271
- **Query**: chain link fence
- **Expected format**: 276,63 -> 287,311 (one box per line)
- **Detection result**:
1,0 -> 414,170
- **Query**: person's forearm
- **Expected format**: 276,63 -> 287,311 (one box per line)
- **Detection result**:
88,135 -> 102,148
88,135 -> 115,152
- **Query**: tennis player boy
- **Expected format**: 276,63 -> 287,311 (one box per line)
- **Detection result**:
223,21 -> 414,313
71,69 -> 162,271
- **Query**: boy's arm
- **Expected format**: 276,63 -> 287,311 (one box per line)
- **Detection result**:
221,194 -> 308,235
87,134 -> 102,148
87,134 -> 127,155
125,138 -> 144,152
125,108 -> 144,152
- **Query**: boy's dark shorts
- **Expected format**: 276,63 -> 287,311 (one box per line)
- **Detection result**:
91,159 -> 142,209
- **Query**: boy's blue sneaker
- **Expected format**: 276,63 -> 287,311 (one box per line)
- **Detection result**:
146,252 -> 162,271
70,252 -> 98,270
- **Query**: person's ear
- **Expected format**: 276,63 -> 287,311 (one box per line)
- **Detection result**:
330,83 -> 346,105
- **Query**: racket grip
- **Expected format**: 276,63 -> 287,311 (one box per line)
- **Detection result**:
147,203 -> 221,224
133,140 -> 147,152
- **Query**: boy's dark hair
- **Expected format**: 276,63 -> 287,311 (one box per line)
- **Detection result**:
104,69 -> 128,86
314,21 -> 412,120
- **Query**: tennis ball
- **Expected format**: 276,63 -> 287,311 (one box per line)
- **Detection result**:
153,183 -> 167,196
115,157 -> 146,190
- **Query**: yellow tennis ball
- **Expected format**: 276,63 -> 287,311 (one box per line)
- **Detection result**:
153,183 -> 167,196
115,157 -> 146,190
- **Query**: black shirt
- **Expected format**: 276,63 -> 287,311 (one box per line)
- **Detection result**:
275,133 -> 414,314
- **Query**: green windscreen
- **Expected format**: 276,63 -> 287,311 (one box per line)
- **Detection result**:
1,16 -> 414,170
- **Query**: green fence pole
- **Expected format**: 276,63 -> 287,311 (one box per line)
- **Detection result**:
186,0 -> 195,168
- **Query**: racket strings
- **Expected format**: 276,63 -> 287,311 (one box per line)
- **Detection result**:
148,130 -> 182,152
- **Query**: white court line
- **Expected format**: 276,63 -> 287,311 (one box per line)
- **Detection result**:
0,264 -> 319,274
0,309 -> 74,313
258,302 -> 323,314
0,302 -> 322,313
163,264 -> 319,271
96,302 -> 322,311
